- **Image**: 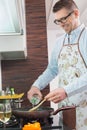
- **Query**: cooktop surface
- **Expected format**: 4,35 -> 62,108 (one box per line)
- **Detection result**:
0,125 -> 72,130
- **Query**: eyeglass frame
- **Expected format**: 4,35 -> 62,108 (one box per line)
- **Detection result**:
54,11 -> 74,25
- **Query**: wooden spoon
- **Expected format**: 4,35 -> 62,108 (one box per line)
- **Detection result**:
28,98 -> 46,112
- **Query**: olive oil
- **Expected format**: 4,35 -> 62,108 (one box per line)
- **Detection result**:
0,111 -> 11,123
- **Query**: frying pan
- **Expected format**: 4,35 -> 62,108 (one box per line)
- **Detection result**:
12,105 -> 76,120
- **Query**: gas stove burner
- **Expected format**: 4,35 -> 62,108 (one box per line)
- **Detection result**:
20,116 -> 53,127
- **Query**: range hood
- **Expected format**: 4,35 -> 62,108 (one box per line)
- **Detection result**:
0,0 -> 27,60
0,0 -> 24,35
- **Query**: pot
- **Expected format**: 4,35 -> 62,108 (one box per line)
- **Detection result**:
12,105 -> 76,120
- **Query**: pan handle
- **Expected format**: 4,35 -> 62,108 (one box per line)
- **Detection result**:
50,105 -> 78,116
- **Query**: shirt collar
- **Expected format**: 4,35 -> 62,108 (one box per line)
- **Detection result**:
66,23 -> 85,36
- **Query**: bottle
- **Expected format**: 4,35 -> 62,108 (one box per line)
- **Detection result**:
6,87 -> 11,95
30,94 -> 41,106
10,87 -> 15,108
10,88 -> 15,95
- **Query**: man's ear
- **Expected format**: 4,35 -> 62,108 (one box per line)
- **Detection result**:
74,9 -> 80,17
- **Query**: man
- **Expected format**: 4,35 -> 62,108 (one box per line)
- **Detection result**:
27,0 -> 87,129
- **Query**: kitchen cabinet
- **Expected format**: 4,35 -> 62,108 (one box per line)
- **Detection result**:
0,35 -> 27,60
0,0 -> 27,60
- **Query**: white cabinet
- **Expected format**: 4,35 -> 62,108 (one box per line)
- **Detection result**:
0,0 -> 27,60
0,34 -> 27,60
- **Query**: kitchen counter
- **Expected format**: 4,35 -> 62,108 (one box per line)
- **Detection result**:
0,125 -> 72,130
0,128 -> 61,130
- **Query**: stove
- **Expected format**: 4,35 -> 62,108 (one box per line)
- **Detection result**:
20,116 -> 54,127
0,127 -> 62,130
0,101 -> 73,130
0,115 -> 63,129
0,115 -> 73,130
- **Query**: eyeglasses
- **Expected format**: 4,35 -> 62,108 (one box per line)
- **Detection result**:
54,11 -> 74,25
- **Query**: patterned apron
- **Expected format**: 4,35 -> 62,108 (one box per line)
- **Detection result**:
58,28 -> 87,130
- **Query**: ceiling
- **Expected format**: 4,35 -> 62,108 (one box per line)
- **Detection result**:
45,0 -> 87,30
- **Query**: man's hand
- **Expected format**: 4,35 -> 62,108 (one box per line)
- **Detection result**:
45,88 -> 67,103
27,86 -> 42,101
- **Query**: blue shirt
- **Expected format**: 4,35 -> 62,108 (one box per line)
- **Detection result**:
32,24 -> 87,97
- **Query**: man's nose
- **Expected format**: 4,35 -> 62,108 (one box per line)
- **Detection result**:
59,22 -> 65,27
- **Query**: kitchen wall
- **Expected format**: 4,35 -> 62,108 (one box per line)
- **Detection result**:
1,0 -> 50,106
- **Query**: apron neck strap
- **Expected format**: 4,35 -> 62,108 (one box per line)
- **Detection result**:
77,27 -> 85,43
63,27 -> 85,45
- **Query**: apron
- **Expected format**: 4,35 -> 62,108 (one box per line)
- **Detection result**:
58,28 -> 87,130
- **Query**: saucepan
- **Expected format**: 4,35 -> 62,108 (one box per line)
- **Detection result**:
12,105 -> 76,120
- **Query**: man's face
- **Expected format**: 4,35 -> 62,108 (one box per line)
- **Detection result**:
54,8 -> 79,33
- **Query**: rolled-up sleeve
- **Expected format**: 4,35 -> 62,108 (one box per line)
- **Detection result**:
32,36 -> 64,90
32,42 -> 59,90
